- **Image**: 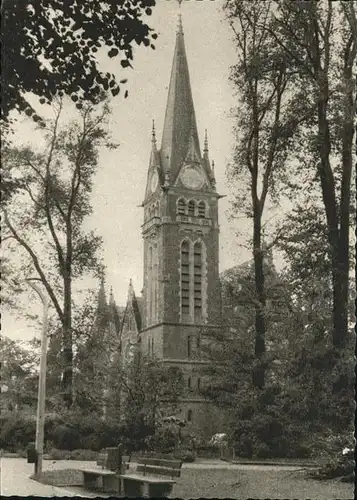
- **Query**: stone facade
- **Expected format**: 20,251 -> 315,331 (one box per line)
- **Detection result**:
92,19 -> 226,436
137,19 -> 223,433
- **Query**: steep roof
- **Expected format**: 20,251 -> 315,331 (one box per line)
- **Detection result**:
160,16 -> 201,182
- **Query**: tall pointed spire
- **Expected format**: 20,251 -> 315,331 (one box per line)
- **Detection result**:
160,12 -> 201,180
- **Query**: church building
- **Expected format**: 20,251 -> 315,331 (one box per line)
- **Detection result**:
140,15 -> 222,425
95,16 -> 224,432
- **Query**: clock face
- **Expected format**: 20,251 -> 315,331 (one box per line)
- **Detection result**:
150,170 -> 158,193
180,165 -> 204,190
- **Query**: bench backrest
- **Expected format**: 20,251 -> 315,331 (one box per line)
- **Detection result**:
136,458 -> 182,479
97,448 -> 130,471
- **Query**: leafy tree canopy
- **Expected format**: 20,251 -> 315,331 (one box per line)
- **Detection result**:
2,0 -> 157,123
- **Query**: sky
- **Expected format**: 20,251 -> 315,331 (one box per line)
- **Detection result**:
3,0 -> 256,341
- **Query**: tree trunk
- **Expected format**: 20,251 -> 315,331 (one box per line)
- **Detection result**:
252,210 -> 266,389
62,273 -> 73,408
332,47 -> 354,348
316,79 -> 350,348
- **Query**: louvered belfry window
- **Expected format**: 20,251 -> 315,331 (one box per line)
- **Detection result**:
188,200 -> 195,217
180,240 -> 190,319
198,201 -> 206,218
194,241 -> 203,321
178,198 -> 186,215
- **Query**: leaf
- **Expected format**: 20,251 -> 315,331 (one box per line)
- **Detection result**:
112,86 -> 120,97
108,47 -> 119,58
2,1 -> 158,123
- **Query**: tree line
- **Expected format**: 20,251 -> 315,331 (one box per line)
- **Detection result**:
1,0 -> 355,458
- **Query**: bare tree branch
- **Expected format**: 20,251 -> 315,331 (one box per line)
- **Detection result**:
2,208 -> 64,321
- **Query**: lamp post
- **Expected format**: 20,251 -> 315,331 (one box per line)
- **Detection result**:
27,279 -> 49,476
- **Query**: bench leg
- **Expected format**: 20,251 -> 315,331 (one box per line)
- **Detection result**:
121,477 -> 142,498
142,482 -> 150,498
83,473 -> 102,491
102,475 -> 120,494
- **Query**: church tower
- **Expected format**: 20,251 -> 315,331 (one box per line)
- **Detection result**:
141,16 -> 221,426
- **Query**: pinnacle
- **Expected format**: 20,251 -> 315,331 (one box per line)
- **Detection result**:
152,119 -> 156,145
109,285 -> 115,306
203,129 -> 209,158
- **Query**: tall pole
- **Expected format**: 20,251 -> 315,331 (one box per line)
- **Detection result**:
27,280 -> 49,476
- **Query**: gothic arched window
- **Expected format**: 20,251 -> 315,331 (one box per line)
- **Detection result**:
187,409 -> 193,422
177,198 -> 186,215
152,244 -> 158,322
180,241 -> 190,319
187,335 -> 192,358
188,200 -> 195,217
147,246 -> 153,325
193,242 -> 203,321
198,201 -> 206,218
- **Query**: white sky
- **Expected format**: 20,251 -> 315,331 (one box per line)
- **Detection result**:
3,0 -> 256,341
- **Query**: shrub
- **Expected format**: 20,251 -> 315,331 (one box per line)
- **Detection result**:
254,443 -> 271,458
196,445 -> 219,458
69,449 -> 98,461
312,450 -> 354,482
0,416 -> 36,452
17,449 -> 28,458
44,411 -> 127,451
146,426 -> 177,453
291,443 -> 312,459
48,448 -> 71,460
173,449 -> 196,462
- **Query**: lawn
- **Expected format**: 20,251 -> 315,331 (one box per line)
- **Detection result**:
37,460 -> 353,499
173,467 -> 353,499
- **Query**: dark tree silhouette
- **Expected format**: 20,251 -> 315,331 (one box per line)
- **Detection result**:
2,0 -> 157,122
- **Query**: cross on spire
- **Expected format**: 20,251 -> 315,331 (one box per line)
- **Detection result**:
177,0 -> 183,34
177,13 -> 183,34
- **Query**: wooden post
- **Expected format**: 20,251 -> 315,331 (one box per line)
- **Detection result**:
27,280 -> 49,477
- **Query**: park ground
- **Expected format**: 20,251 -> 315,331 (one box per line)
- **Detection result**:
1,457 -> 353,499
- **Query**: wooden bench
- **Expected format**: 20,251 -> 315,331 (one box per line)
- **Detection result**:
81,467 -> 120,494
79,447 -> 130,494
120,457 -> 182,498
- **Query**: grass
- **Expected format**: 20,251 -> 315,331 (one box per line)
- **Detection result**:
33,460 -> 354,499
31,468 -> 84,487
172,467 -> 354,499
